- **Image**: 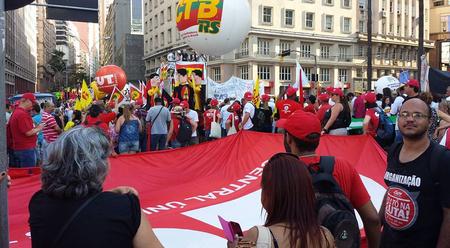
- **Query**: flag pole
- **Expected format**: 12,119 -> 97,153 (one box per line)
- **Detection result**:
299,67 -> 304,106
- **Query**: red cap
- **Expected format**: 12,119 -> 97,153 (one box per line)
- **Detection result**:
286,87 -> 297,97
331,88 -> 344,97
210,99 -> 219,107
244,92 -> 253,101
364,92 -> 377,104
276,111 -> 321,140
171,98 -> 181,104
22,93 -> 36,104
318,93 -> 330,102
180,100 -> 189,108
232,102 -> 241,112
261,94 -> 270,102
406,79 -> 419,89
326,86 -> 334,94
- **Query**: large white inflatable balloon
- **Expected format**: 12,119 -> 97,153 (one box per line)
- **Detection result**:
375,76 -> 401,94
176,0 -> 251,56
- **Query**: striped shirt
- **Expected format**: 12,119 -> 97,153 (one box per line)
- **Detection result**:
42,111 -> 59,143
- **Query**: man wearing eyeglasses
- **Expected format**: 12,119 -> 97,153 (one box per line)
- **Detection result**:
379,98 -> 450,248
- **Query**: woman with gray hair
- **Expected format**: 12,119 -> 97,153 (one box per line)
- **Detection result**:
28,126 -> 163,248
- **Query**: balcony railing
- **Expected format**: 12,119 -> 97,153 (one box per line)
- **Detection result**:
235,52 -> 249,59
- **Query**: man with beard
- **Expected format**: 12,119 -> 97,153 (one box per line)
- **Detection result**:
277,111 -> 381,248
379,98 -> 450,248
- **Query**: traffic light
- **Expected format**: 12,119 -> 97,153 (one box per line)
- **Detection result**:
279,50 -> 291,57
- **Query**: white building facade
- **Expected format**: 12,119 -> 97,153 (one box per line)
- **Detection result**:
143,0 -> 432,94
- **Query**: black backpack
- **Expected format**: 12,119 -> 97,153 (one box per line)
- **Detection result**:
375,107 -> 395,146
309,156 -> 360,248
177,116 -> 192,143
252,108 -> 267,131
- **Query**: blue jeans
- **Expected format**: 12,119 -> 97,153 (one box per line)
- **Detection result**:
150,134 -> 167,151
118,140 -> 140,153
12,149 -> 37,168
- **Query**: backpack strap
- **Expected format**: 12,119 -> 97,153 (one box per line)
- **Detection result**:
311,156 -> 342,193
255,226 -> 272,248
52,193 -> 102,248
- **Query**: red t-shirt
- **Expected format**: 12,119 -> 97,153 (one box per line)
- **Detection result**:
9,107 -> 37,150
99,112 -> 117,124
170,113 -> 181,141
227,112 -> 241,132
316,103 -> 332,122
84,116 -> 110,137
365,108 -> 380,137
276,99 -> 302,119
42,111 -> 60,143
203,109 -> 220,130
301,156 -> 371,209
304,104 -> 316,114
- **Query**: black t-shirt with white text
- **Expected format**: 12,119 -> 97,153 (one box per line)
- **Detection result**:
381,142 -> 450,248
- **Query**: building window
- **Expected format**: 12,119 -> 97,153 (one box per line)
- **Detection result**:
389,24 -> 394,34
376,46 -> 382,57
359,20 -> 365,33
160,11 -> 164,24
320,68 -> 330,82
305,12 -> 314,29
154,0 -> 158,8
212,67 -> 221,81
356,68 -> 363,77
325,15 -> 333,31
342,17 -> 351,33
280,66 -> 292,81
239,65 -> 249,80
145,3 -> 148,15
300,43 -> 311,58
339,45 -> 350,60
149,38 -> 153,51
342,0 -> 351,7
280,40 -> 292,53
168,29 -> 172,43
167,7 -> 172,21
258,65 -> 271,80
389,1 -> 393,12
357,45 -> 366,56
155,35 -> 158,48
303,67 -> 312,80
324,0 -> 334,5
257,38 -> 270,55
441,15 -> 450,32
239,38 -> 249,55
176,31 -> 181,40
155,14 -> 158,27
262,6 -> 273,24
160,32 -> 164,46
320,44 -> 330,59
338,69 -> 348,82
284,9 -> 294,26
149,18 -> 153,31
149,0 -> 153,11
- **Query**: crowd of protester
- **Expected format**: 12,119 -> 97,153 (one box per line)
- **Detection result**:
2,79 -> 450,248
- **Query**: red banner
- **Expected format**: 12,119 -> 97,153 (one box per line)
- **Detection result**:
8,132 -> 387,247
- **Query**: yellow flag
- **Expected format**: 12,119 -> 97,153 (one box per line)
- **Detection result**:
252,77 -> 260,108
80,80 -> 93,110
74,98 -> 82,111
